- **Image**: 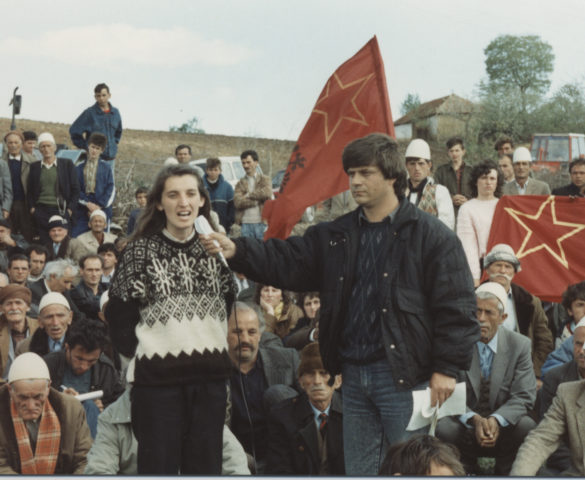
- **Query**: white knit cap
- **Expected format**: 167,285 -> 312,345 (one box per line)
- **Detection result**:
89,209 -> 107,221
37,132 -> 56,145
484,243 -> 522,272
513,147 -> 532,163
405,139 -> 431,161
8,352 -> 50,383
164,156 -> 179,166
476,282 -> 508,313
39,292 -> 70,313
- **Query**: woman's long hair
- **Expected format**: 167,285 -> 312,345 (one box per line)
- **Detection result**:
131,164 -> 214,240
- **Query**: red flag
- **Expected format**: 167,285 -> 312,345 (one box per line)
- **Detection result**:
263,36 -> 394,239
486,195 -> 585,302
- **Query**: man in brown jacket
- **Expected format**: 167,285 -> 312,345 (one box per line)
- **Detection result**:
234,150 -> 272,240
0,285 -> 39,379
483,243 -> 554,383
0,352 -> 92,473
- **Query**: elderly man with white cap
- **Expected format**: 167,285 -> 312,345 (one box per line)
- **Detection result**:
0,352 -> 91,474
27,132 -> 80,245
15,292 -> 74,358
70,209 -> 117,263
483,243 -> 553,381
436,281 -> 537,475
404,139 -> 455,230
502,147 -> 551,196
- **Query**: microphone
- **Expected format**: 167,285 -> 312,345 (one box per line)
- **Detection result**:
195,215 -> 228,267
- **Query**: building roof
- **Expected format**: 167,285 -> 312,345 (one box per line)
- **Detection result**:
394,94 -> 476,126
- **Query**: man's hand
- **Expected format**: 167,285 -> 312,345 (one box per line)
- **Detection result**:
429,372 -> 456,407
0,229 -> 15,247
199,232 -> 237,260
62,387 -> 79,396
452,194 -> 468,207
94,399 -> 104,412
86,202 -> 100,213
2,209 -> 9,219
473,415 -> 499,447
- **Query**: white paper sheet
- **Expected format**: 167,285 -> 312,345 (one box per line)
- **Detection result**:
406,382 -> 466,431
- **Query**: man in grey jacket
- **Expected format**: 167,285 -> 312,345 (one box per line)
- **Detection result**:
85,389 -> 250,474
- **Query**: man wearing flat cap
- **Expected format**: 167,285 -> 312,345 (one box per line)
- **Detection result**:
266,342 -> 344,475
15,292 -> 74,358
436,282 -> 537,475
70,209 -> 117,263
0,285 -> 38,378
0,352 -> 92,473
27,132 -> 80,245
483,243 -> 553,380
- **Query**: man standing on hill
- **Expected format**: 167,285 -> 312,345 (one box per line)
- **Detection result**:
69,83 -> 122,175
234,150 -> 272,240
434,137 -> 473,212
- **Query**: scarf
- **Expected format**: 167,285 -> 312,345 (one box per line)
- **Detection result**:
417,182 -> 438,217
273,301 -> 284,321
11,395 -> 61,474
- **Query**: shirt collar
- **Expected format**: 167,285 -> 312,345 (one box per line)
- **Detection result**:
162,228 -> 195,243
8,155 -> 21,161
309,399 -> 331,420
42,157 -> 58,168
479,329 -> 499,354
357,203 -> 399,226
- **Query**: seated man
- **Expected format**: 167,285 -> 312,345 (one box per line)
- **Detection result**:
43,318 -> 124,438
0,285 -> 39,378
227,302 -> 300,473
45,215 -> 74,260
85,388 -> 249,474
6,254 -> 30,287
72,132 -> 115,237
0,218 -> 29,272
534,318 -> 585,474
379,434 -> 465,476
483,243 -> 554,380
70,209 -> 117,263
16,292 -> 73,357
26,244 -> 49,283
0,352 -> 91,474
70,254 -> 106,321
511,378 -> 585,476
266,342 -> 344,475
436,282 -> 537,475
97,242 -> 118,285
126,187 -> 147,235
28,259 -> 84,321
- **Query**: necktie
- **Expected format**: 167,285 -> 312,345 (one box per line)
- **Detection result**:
319,413 -> 328,438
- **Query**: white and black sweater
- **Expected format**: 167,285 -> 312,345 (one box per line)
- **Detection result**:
107,231 -> 236,386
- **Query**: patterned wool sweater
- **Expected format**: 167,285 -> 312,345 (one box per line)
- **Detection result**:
107,231 -> 236,386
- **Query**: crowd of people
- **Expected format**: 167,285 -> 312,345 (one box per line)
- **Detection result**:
0,83 -> 584,476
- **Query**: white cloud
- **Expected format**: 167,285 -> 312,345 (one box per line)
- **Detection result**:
0,23 -> 255,67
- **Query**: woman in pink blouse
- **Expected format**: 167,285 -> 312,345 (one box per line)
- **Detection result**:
456,160 -> 504,286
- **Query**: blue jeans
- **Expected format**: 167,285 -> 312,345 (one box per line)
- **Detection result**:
82,400 -> 100,439
342,359 -> 427,475
241,222 -> 267,240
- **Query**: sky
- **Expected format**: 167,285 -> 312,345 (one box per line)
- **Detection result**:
0,0 -> 584,141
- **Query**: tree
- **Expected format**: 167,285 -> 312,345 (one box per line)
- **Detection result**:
400,93 -> 421,116
533,81 -> 585,134
484,35 -> 554,115
169,116 -> 205,134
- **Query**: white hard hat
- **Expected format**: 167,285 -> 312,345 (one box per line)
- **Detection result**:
513,147 -> 532,163
405,139 -> 431,161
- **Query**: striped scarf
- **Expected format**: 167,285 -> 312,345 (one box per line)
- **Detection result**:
10,396 -> 61,474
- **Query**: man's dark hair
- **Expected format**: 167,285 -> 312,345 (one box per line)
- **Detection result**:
494,136 -> 514,151
469,160 -> 504,198
79,253 -> 104,270
66,318 -> 109,352
206,157 -> 221,169
569,158 -> 585,174
23,131 -> 37,141
240,150 -> 259,162
97,242 -> 119,259
94,83 -> 110,94
562,281 -> 585,312
175,144 -> 192,156
25,244 -> 49,260
499,153 -> 513,165
135,186 -> 148,197
379,434 -> 465,476
88,132 -> 107,150
342,133 -> 407,199
8,253 -> 29,269
446,136 -> 465,150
